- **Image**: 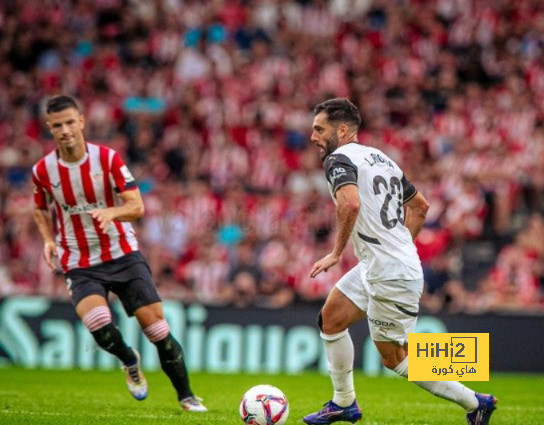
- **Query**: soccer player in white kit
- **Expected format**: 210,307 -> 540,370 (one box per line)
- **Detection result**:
303,98 -> 496,425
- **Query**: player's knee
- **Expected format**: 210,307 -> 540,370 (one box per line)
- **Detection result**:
81,306 -> 112,332
143,319 -> 170,343
320,313 -> 348,335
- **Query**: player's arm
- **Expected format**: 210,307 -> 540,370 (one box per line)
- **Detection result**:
87,152 -> 144,232
87,188 -> 144,232
311,154 -> 359,278
33,206 -> 58,271
403,178 -> 429,239
32,172 -> 58,271
332,183 -> 360,257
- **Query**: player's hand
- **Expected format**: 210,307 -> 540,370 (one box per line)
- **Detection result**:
44,240 -> 58,271
310,253 -> 340,278
87,208 -> 116,232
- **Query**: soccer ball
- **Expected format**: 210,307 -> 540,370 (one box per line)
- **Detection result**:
239,384 -> 289,425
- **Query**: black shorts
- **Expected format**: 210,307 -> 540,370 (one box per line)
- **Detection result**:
65,251 -> 161,316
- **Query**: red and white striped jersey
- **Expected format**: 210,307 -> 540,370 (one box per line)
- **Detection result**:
32,143 -> 139,272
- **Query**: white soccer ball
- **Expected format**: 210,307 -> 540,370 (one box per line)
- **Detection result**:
239,384 -> 289,425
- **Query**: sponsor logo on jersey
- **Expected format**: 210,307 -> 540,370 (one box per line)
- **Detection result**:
330,167 -> 346,183
60,201 -> 106,215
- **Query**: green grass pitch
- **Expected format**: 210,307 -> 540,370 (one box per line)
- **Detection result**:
0,368 -> 542,424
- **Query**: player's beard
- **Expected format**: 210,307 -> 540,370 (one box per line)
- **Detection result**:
320,134 -> 340,161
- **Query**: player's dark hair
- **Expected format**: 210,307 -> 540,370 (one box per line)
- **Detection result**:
314,98 -> 361,130
46,95 -> 80,114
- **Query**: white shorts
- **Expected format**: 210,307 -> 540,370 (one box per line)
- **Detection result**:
335,263 -> 423,345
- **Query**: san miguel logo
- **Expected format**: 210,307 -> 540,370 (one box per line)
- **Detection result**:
61,201 -> 106,215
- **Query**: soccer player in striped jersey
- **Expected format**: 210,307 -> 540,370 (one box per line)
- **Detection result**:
303,98 -> 496,425
32,95 -> 206,412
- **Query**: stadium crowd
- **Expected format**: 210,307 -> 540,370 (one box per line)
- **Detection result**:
0,0 -> 543,313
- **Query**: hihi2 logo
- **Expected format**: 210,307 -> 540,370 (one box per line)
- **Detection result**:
408,333 -> 489,381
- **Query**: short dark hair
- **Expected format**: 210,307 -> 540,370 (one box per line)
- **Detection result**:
46,95 -> 80,114
314,98 -> 361,130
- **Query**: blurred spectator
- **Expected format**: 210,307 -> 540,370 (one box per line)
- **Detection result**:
469,214 -> 544,313
180,237 -> 232,306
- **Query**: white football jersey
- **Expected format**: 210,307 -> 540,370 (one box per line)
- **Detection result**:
324,143 -> 423,283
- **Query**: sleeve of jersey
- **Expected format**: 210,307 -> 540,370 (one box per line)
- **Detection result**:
324,154 -> 358,196
110,152 -> 137,193
401,174 -> 417,204
32,172 -> 49,209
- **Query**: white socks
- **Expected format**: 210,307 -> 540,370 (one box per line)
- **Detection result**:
393,356 -> 478,411
321,329 -> 355,407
